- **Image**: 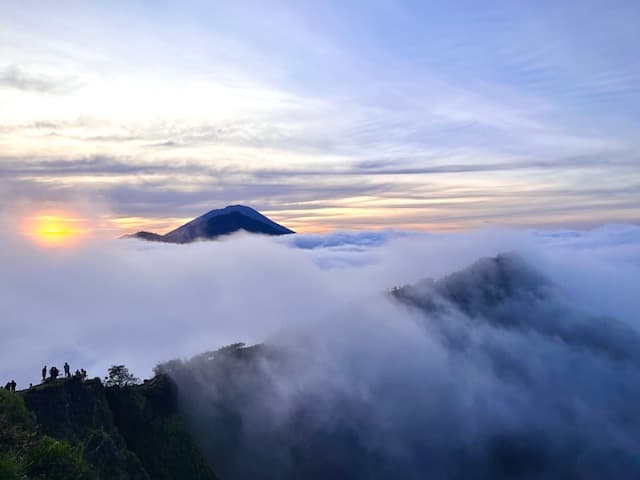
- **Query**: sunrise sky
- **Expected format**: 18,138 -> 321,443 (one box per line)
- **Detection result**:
1,1 -> 639,237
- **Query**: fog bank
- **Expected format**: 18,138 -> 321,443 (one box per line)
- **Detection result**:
1,223 -> 638,389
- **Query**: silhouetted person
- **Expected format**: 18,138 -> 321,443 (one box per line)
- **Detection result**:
42,365 -> 47,382
10,380 -> 16,392
4,382 -> 9,390
80,368 -> 87,380
64,362 -> 70,378
49,366 -> 59,380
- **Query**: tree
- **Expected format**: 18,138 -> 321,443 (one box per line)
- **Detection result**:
104,365 -> 140,387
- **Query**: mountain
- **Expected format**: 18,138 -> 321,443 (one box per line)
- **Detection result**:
130,205 -> 294,244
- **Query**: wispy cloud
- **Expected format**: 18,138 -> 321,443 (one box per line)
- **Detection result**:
0,64 -> 81,95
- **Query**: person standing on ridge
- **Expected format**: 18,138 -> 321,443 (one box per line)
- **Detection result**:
42,365 -> 47,382
64,362 -> 70,378
10,380 -> 16,392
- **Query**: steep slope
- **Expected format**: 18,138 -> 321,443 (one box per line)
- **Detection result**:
21,377 -> 148,479
106,375 -> 218,480
0,388 -> 89,480
131,205 -> 294,243
1,375 -> 218,480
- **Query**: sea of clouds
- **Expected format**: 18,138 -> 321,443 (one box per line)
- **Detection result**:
1,223 -> 638,387
1,221 -> 640,477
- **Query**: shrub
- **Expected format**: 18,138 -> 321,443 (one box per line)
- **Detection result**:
24,437 -> 86,480
0,388 -> 34,425
104,365 -> 140,387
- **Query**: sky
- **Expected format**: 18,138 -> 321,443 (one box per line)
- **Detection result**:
1,1 -> 639,235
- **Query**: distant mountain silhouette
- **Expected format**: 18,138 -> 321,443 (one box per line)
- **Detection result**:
129,205 -> 294,243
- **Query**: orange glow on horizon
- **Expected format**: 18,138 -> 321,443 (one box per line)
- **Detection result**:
22,212 -> 89,247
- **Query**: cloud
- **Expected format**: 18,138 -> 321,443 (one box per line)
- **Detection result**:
0,155 -> 212,178
286,230 -> 410,250
155,227 -> 640,479
7,152 -> 637,182
2,148 -> 638,231
0,220 -> 639,476
349,154 -> 640,175
0,65 -> 81,95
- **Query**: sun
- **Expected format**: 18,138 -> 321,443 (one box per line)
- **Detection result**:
23,212 -> 88,247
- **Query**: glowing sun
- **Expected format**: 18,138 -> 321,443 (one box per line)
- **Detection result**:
23,212 -> 88,247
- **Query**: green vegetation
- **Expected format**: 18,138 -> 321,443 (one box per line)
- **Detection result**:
104,366 -> 140,388
106,375 -> 217,480
0,387 -> 90,479
0,372 -> 217,479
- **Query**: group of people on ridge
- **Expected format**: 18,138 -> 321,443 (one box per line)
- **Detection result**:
3,380 -> 17,392
41,362 -> 87,383
4,362 -> 89,394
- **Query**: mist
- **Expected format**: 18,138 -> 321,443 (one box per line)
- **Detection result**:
1,221 -> 639,477
1,222 -> 638,382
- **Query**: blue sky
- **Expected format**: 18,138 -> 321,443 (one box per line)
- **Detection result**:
0,1 -> 638,233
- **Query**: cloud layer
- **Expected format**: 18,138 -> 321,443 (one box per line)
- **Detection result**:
161,230 -> 640,479
0,224 -> 637,372
1,222 -> 639,476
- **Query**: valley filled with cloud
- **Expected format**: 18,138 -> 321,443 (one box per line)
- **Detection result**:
2,222 -> 639,477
